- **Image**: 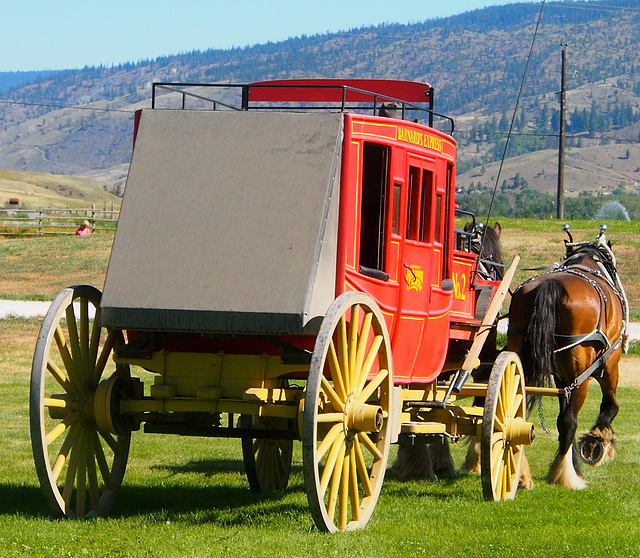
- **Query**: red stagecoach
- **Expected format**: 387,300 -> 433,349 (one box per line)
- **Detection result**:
30,79 -> 531,532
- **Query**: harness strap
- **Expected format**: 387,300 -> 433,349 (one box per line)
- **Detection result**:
554,330 -> 610,353
565,335 -> 623,395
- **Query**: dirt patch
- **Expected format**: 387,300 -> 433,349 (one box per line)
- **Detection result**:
619,356 -> 640,387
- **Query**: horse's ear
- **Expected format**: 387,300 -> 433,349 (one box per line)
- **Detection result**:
493,222 -> 501,237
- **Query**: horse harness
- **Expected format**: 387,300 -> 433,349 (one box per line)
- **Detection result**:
514,243 -> 628,397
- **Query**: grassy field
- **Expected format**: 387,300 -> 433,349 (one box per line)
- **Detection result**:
1,220 -> 640,556
1,316 -> 640,556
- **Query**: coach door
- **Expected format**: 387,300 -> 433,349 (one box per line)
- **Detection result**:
393,154 -> 450,381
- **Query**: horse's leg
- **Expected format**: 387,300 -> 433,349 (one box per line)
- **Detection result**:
579,354 -> 620,466
393,444 -> 436,481
461,436 -> 481,474
430,440 -> 457,478
547,382 -> 589,489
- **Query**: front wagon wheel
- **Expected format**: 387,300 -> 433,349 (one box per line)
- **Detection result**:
30,286 -> 131,518
303,292 -> 393,532
481,351 -> 533,501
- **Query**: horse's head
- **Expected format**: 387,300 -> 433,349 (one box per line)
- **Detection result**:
466,221 -> 503,280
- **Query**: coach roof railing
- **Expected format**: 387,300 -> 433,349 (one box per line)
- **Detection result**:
151,80 -> 455,133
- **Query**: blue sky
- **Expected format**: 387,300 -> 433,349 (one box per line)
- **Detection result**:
1,0 -> 541,72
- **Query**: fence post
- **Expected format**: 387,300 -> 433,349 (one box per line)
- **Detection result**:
38,208 -> 43,236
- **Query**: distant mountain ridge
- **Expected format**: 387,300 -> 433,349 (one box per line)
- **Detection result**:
2,0 -> 640,195
0,71 -> 57,93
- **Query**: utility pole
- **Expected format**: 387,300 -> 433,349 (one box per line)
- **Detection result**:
557,44 -> 567,219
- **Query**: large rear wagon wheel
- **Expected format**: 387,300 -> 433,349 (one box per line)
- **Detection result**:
30,286 -> 131,518
303,292 -> 393,532
241,413 -> 293,493
481,351 -> 532,501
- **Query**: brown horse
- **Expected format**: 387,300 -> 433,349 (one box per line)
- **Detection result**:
393,221 -> 504,481
507,225 -> 629,489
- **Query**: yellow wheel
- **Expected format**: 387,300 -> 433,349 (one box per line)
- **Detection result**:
30,286 -> 131,518
481,351 -> 533,501
241,413 -> 293,492
303,292 -> 393,532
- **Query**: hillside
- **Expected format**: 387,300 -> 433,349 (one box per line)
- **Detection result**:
0,169 -> 121,209
2,0 -> 640,196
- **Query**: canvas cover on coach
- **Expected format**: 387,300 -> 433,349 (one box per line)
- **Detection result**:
100,109 -> 343,334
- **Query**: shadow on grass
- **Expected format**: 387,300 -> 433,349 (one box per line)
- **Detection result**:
0,459 -> 309,526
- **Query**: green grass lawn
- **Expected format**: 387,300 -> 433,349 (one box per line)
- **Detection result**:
2,317 -> 640,557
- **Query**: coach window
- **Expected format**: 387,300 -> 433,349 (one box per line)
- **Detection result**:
406,164 -> 434,244
420,170 -> 433,242
359,142 -> 390,274
392,182 -> 401,236
434,192 -> 443,244
406,166 -> 421,241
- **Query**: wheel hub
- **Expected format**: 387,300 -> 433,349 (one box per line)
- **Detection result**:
343,395 -> 383,435
94,375 -> 131,435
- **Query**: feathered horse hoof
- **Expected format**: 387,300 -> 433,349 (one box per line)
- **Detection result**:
578,427 -> 616,466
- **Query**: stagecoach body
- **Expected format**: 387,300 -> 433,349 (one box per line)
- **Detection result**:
30,79 -> 533,531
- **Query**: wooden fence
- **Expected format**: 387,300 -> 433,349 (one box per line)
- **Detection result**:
0,205 -> 120,237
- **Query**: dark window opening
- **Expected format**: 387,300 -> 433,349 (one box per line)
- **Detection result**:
406,166 -> 421,241
359,143 -> 390,273
435,192 -> 443,244
419,170 -> 433,242
392,183 -> 401,236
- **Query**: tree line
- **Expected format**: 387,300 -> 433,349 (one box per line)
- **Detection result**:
456,189 -> 639,220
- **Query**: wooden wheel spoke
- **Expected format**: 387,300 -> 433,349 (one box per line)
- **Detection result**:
338,316 -> 350,393
354,311 -> 373,381
316,423 -> 344,462
86,442 -> 101,513
65,305 -> 85,384
498,377 -> 507,419
92,431 -> 114,490
353,437 -> 372,497
54,325 -> 80,390
79,297 -> 91,383
492,452 -> 504,490
51,423 -> 78,482
94,331 -> 118,383
75,434 -> 88,517
46,360 -> 72,393
357,431 -> 383,461
88,307 -> 102,376
348,445 -> 360,522
44,396 -> 70,411
347,306 -> 360,392
62,429 -> 84,512
98,429 -> 122,457
320,376 -> 345,412
316,412 -> 344,423
319,437 -> 345,494
328,341 -> 347,401
355,334 -> 383,394
326,442 -> 346,522
357,368 -> 389,404
513,393 -> 524,416
339,450 -> 350,529
45,412 -> 79,446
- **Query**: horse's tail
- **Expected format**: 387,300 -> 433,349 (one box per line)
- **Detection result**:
523,279 -> 564,389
